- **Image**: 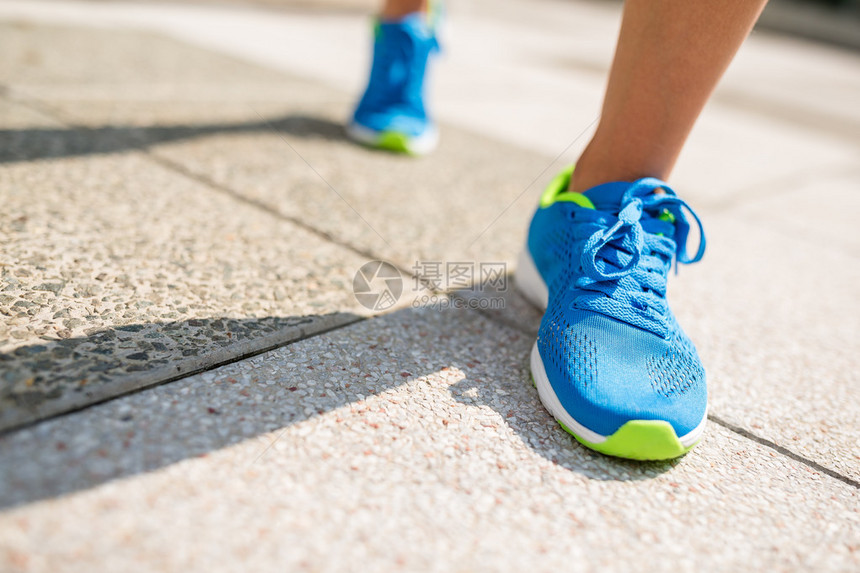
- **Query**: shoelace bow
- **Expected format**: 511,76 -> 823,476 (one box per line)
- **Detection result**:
572,178 -> 706,335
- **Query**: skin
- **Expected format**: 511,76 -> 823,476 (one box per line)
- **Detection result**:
378,0 -> 768,192
571,0 -> 769,192
380,0 -> 427,20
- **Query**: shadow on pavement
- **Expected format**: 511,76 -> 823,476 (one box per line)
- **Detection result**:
0,312 -> 358,431
0,304 -> 676,511
0,113 -> 348,163
449,284 -> 681,478
448,376 -> 681,481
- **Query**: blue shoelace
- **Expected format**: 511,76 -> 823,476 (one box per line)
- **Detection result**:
571,178 -> 706,338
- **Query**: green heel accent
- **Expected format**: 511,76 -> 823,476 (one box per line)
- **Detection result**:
539,165 -> 595,210
562,419 -> 697,461
376,131 -> 413,154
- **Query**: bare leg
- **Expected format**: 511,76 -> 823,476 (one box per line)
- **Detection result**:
380,0 -> 427,20
571,0 -> 768,193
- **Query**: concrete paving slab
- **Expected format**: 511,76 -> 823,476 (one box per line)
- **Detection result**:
671,105 -> 860,208
3,17 -> 855,479
0,98 -> 60,130
668,211 -> 860,482
718,29 -> 860,142
47,103 -> 551,276
0,307 -> 857,572
145,118 -> 551,266
0,19 -> 290,87
734,166 -> 860,257
0,148 -> 414,431
5,0 -> 857,205
456,155 -> 860,480
0,22 -> 552,271
466,201 -> 860,481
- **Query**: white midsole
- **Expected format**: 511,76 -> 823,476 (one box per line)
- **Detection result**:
530,342 -> 607,444
531,343 -> 707,447
515,248 -> 549,310
345,121 -> 439,155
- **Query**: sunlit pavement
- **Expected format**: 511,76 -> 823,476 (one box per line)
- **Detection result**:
0,1 -> 858,571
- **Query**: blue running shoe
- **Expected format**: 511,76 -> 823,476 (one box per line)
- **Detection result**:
516,166 -> 708,460
347,9 -> 441,155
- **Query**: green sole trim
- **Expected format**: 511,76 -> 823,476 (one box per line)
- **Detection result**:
530,372 -> 696,461
559,419 -> 697,461
375,131 -> 414,155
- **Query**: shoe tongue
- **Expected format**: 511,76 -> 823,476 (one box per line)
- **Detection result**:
582,181 -> 631,213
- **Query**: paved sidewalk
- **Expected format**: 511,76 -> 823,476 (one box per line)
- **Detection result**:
0,0 -> 858,571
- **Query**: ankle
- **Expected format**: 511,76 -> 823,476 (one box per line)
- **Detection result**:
380,0 -> 428,20
570,136 -> 673,193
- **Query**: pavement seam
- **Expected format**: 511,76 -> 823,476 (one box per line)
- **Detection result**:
0,313 -> 366,436
6,93 -> 390,269
148,154 -> 388,265
463,304 -> 860,489
708,413 -> 859,489
2,95 -> 475,297
7,95 -> 858,488
145,152 -> 462,302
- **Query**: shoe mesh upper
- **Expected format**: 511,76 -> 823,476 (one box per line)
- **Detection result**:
352,13 -> 438,136
647,334 -> 705,398
527,172 -> 708,437
541,306 -> 597,389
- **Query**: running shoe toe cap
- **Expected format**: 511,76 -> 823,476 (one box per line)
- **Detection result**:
537,311 -> 707,439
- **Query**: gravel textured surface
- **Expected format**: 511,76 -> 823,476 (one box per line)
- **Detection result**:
0,20 -> 294,87
2,16 -> 857,482
0,150 -> 393,430
0,7 -> 858,571
0,22 -> 546,430
0,99 -> 59,130
0,23 -> 556,270
671,213 -> 860,482
475,207 -> 860,482
1,308 -> 857,572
